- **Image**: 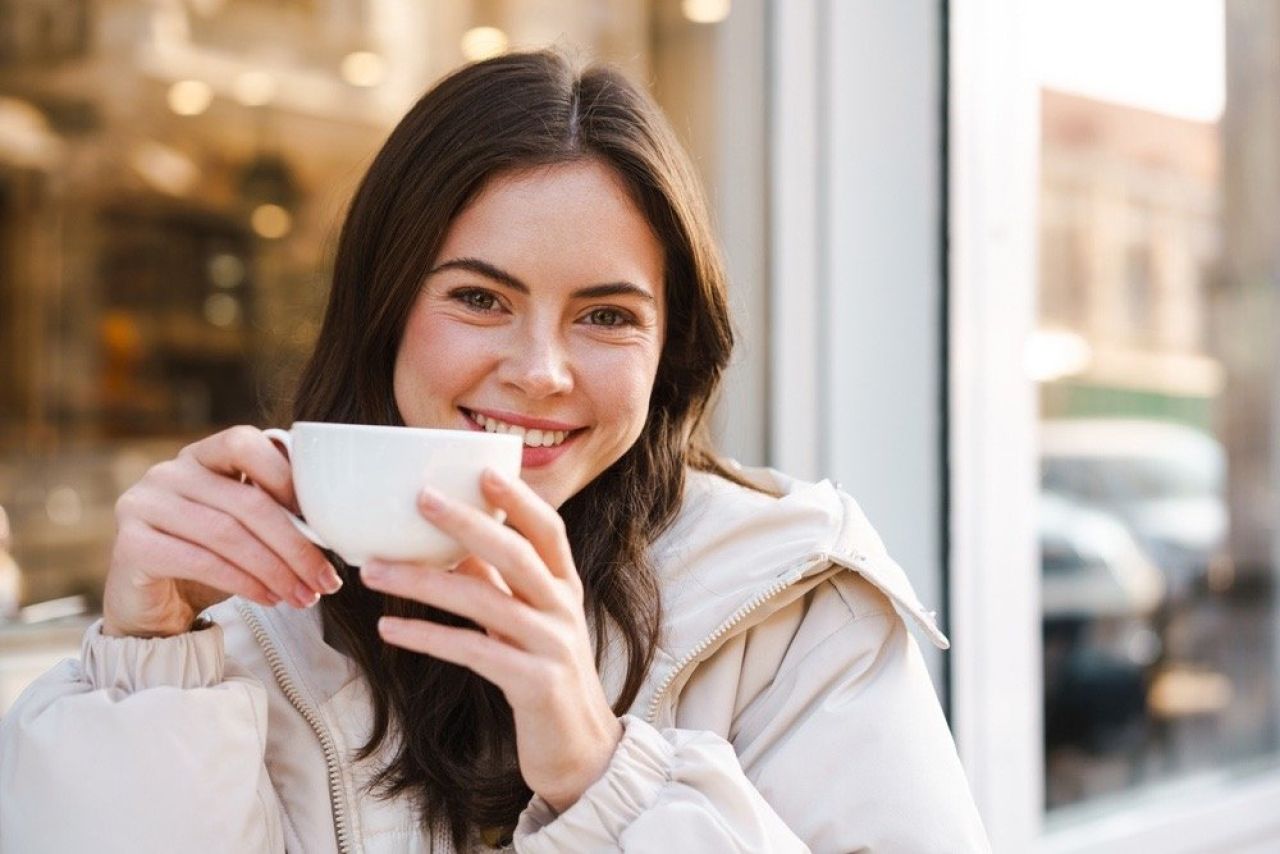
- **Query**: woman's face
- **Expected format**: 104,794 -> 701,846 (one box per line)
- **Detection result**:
393,160 -> 666,509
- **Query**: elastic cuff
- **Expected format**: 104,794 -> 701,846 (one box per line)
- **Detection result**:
81,617 -> 227,693
515,715 -> 673,850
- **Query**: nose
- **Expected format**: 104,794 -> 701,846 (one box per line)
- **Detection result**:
499,322 -> 574,399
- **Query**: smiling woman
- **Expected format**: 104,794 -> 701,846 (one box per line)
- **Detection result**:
0,50 -> 990,853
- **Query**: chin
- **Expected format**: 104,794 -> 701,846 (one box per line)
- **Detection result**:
517,471 -> 573,509
526,480 -> 569,509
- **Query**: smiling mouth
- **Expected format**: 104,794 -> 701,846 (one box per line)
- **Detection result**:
460,408 -> 583,448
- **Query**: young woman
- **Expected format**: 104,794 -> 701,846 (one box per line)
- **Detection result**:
0,51 -> 990,852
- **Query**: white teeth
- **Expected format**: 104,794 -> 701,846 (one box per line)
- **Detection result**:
469,411 -> 571,448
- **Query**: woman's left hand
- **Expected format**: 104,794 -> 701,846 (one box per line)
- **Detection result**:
359,468 -> 622,813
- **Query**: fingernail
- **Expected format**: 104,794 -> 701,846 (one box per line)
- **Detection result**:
378,616 -> 404,635
323,571 -> 343,594
418,487 -> 444,512
361,562 -> 386,581
482,467 -> 509,488
294,583 -> 320,608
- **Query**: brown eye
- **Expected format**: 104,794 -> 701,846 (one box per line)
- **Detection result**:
585,308 -> 633,327
453,289 -> 499,312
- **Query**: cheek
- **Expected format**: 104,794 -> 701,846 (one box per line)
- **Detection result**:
394,312 -> 488,416
579,344 -> 661,436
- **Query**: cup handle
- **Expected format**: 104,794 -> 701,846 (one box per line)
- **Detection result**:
262,428 -> 330,552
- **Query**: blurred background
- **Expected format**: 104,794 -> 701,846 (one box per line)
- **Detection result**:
1,1 -> 1277,851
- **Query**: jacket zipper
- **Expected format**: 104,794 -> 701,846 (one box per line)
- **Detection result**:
644,555 -> 830,724
235,601 -> 355,854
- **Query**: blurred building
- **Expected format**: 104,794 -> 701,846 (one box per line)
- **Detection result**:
1039,88 -> 1222,429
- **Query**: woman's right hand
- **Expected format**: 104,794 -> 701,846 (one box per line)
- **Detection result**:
101,425 -> 344,638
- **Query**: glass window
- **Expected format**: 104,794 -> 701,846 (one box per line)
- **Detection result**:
0,0 -> 740,713
1035,0 -> 1278,818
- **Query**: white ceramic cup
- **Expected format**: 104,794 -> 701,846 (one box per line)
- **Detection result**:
262,422 -> 523,567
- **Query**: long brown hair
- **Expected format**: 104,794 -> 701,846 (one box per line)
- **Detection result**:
292,49 -> 744,847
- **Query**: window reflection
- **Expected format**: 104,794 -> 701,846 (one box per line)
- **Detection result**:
1037,0 -> 1279,813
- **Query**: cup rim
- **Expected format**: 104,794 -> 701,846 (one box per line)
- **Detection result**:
289,420 -> 521,445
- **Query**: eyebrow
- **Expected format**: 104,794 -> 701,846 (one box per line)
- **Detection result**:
427,257 -> 656,304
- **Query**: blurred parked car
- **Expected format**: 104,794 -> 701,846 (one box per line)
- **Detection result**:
1041,418 -> 1227,599
1040,490 -> 1166,754
1040,491 -> 1165,621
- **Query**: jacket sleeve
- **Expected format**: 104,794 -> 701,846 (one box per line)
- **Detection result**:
513,576 -> 992,853
0,620 -> 286,854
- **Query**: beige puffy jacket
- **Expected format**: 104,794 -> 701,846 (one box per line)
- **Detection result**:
0,468 -> 991,853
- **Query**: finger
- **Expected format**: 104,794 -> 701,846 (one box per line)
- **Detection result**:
157,459 -> 341,596
182,425 -> 298,513
129,521 -> 282,608
361,562 -> 552,652
377,615 -> 532,694
480,469 -> 576,581
416,488 -> 557,608
137,489 -> 321,608
449,557 -> 518,642
451,555 -> 512,595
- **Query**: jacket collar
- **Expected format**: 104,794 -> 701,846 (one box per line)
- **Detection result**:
647,466 -> 947,668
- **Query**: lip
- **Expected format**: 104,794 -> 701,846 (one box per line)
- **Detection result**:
461,407 -> 584,432
459,407 -> 583,469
